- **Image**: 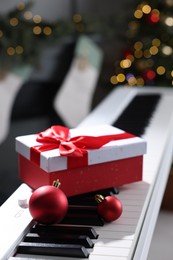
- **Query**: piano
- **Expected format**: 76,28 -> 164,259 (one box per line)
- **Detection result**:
1,86 -> 173,260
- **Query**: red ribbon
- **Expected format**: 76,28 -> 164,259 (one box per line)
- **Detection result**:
30,125 -> 135,167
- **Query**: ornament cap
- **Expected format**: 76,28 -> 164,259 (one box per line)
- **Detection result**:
95,194 -> 105,203
52,179 -> 61,188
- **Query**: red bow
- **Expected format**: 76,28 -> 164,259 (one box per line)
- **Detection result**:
33,125 -> 134,157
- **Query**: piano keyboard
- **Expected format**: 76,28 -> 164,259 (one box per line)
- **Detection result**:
1,86 -> 173,260
113,93 -> 161,136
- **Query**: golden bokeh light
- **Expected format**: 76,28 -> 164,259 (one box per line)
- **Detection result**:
134,9 -> 143,19
33,26 -> 42,35
10,17 -> 19,26
143,49 -> 151,58
134,50 -> 143,58
136,77 -> 145,86
110,75 -> 118,84
33,15 -> 42,24
149,46 -> 159,55
117,73 -> 126,82
142,4 -> 151,14
43,26 -> 52,36
17,2 -> 25,11
134,41 -> 143,50
7,47 -> 15,56
16,45 -> 24,54
152,38 -> 161,47
24,11 -> 33,20
73,14 -> 82,23
157,66 -> 166,75
120,59 -> 132,68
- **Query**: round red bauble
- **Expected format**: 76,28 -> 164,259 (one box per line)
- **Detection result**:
96,195 -> 123,222
29,185 -> 68,224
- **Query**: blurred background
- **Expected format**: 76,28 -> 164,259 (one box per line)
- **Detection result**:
0,0 -> 172,202
0,1 -> 173,259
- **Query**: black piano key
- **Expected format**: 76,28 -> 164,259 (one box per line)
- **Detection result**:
113,94 -> 161,137
68,205 -> 98,214
68,196 -> 97,206
107,187 -> 119,195
61,213 -> 104,226
31,224 -> 99,239
25,232 -> 94,248
17,241 -> 89,258
60,205 -> 104,226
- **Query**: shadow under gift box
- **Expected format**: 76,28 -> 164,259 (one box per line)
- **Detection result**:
15,125 -> 147,196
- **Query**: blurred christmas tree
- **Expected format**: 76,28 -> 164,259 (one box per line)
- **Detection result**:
0,1 -> 119,75
110,0 -> 173,87
0,3 -> 45,68
0,2 -> 74,73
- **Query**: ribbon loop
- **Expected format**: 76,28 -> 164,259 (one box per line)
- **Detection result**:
36,125 -> 69,144
35,125 -> 135,157
59,141 -> 84,157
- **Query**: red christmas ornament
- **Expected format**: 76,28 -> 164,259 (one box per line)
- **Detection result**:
29,180 -> 68,224
95,194 -> 123,222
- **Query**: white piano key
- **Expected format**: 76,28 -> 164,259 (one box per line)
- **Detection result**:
94,229 -> 134,240
116,218 -> 139,226
121,211 -> 141,219
95,238 -> 133,248
14,254 -> 128,260
0,184 -> 34,260
120,199 -> 147,207
90,245 -> 130,257
96,222 -> 136,232
121,205 -> 143,212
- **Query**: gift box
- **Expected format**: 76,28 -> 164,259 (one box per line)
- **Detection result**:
15,124 -> 147,197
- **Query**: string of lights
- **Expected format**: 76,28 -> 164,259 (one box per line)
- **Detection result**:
0,1 -> 172,87
0,2 -> 72,69
0,1 -> 119,71
110,0 -> 173,87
